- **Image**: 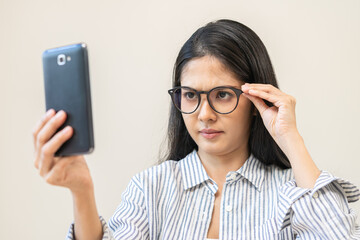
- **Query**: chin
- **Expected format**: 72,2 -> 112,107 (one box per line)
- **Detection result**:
196,137 -> 245,157
197,142 -> 229,156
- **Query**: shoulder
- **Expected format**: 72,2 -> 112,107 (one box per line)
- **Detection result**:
140,159 -> 181,178
262,162 -> 294,187
130,158 -> 183,191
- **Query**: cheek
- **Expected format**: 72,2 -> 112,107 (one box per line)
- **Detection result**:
230,102 -> 253,133
182,114 -> 199,140
182,114 -> 194,131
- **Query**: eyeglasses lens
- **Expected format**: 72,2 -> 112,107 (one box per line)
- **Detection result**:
209,87 -> 238,114
173,87 -> 238,114
173,88 -> 198,113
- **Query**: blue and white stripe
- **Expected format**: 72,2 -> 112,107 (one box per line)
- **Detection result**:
67,150 -> 360,239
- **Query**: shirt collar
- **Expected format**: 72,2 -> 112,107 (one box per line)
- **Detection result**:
179,150 -> 266,192
179,150 -> 211,190
235,153 -> 266,192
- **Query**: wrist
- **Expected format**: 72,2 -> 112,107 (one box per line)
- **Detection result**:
71,182 -> 102,240
278,128 -> 301,140
70,182 -> 95,203
275,130 -> 321,188
276,129 -> 303,154
71,185 -> 98,220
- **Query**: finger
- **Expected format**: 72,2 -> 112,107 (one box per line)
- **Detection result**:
245,89 -> 285,108
36,110 -> 67,150
37,156 -> 62,170
32,109 -> 55,149
44,156 -> 69,186
53,156 -> 62,165
34,151 -> 59,170
33,109 -> 56,169
243,93 -> 269,115
242,83 -> 283,95
35,110 -> 66,169
39,126 -> 73,177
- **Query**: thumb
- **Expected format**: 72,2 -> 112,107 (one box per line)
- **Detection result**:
243,93 -> 268,116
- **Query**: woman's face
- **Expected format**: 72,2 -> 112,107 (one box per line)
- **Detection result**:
181,55 -> 253,157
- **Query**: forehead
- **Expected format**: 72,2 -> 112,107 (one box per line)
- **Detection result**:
180,56 -> 243,89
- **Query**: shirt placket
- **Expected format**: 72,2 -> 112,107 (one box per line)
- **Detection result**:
220,172 -> 238,240
202,180 -> 218,239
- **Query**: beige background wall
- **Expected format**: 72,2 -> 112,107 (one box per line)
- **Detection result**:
1,0 -> 359,239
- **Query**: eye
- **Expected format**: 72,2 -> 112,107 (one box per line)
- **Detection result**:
216,91 -> 233,99
183,91 -> 196,100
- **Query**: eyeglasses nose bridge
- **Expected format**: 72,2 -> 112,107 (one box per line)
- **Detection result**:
197,91 -> 214,112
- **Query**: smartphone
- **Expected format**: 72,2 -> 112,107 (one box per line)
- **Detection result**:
42,43 -> 94,156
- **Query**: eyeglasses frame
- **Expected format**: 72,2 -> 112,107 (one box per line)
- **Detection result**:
168,86 -> 243,114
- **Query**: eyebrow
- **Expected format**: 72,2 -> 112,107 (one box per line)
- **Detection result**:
180,84 -> 242,90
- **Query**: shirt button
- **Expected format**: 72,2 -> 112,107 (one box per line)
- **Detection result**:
312,191 -> 319,199
229,173 -> 236,181
225,205 -> 233,212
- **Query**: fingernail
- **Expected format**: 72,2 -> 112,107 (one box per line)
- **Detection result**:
64,126 -> 71,133
56,110 -> 64,118
46,109 -> 53,117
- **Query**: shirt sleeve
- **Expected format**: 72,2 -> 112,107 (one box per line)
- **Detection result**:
65,175 -> 148,240
66,216 -> 113,240
108,175 -> 149,240
276,170 -> 360,239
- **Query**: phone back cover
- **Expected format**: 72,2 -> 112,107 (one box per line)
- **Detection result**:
42,43 -> 94,156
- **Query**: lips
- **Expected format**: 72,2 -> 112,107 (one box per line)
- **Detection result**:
199,129 -> 224,139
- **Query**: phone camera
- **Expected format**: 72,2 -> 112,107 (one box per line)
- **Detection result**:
57,54 -> 66,66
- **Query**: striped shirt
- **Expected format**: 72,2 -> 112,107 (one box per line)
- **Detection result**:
67,150 -> 360,239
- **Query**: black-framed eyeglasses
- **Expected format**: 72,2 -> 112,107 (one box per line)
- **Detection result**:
168,86 -> 243,114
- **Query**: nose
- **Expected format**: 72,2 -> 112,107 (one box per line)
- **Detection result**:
197,95 -> 217,122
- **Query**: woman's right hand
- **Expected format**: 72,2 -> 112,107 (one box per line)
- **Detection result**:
33,109 -> 103,240
32,109 -> 93,194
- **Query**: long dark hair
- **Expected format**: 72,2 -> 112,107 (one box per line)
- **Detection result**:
161,19 -> 290,169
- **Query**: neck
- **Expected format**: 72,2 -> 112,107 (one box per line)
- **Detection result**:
197,145 -> 250,185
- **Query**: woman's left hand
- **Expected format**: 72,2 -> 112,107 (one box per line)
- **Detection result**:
241,83 -> 299,143
242,83 -> 321,188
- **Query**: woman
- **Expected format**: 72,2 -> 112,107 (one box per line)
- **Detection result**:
33,19 -> 360,239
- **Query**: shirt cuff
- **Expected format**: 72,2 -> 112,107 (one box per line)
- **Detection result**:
66,215 -> 112,240
276,170 -> 360,233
